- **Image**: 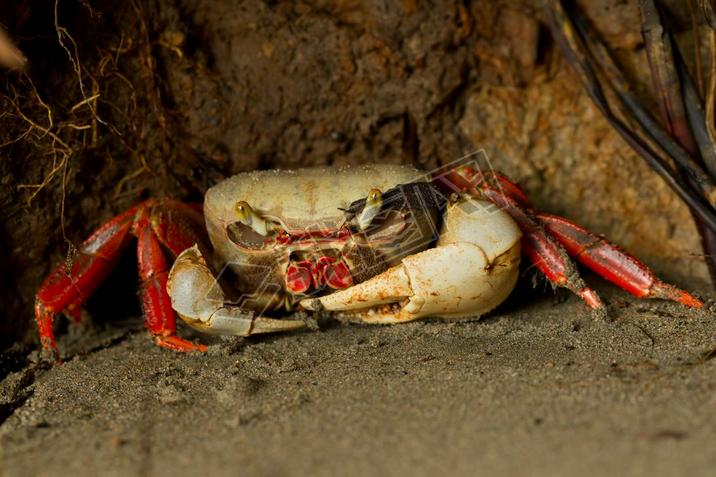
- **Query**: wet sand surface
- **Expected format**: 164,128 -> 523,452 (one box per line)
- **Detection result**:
1,286 -> 715,477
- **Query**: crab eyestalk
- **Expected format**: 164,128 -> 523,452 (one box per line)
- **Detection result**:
235,201 -> 278,236
357,188 -> 383,231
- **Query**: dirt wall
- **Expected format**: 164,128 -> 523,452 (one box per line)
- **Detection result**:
0,0 -> 708,350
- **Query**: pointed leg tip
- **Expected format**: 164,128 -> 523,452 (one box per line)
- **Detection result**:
578,287 -> 604,310
677,291 -> 703,309
38,336 -> 62,363
650,282 -> 704,309
155,335 -> 208,353
39,345 -> 62,365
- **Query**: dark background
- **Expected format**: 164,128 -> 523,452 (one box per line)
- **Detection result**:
0,0 -> 707,350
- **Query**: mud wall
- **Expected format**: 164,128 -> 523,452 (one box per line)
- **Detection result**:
0,0 -> 707,349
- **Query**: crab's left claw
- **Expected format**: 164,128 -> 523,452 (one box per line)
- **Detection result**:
168,246 -> 307,336
302,199 -> 522,323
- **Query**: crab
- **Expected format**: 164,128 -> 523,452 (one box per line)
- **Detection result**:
35,163 -> 702,360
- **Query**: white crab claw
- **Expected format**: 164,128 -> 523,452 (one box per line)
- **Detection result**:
168,245 -> 306,335
301,263 -> 412,312
301,199 -> 522,323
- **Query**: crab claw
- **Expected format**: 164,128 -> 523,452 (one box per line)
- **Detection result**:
301,199 -> 522,323
168,246 -> 306,336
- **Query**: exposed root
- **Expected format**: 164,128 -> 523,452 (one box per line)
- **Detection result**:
0,0 -> 170,212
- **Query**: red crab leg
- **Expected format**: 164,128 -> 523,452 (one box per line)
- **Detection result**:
440,167 -> 604,309
487,171 -> 532,207
65,298 -> 85,324
34,207 -> 137,359
135,212 -> 208,352
537,213 -> 703,308
487,191 -> 603,309
148,200 -> 208,256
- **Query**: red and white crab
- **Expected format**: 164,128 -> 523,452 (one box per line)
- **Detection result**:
35,163 -> 702,360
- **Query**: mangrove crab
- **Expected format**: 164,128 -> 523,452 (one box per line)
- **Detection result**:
35,163 -> 702,359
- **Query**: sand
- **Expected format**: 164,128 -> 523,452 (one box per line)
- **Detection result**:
1,284 -> 715,477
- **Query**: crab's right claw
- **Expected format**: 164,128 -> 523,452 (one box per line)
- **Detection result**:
168,246 -> 307,336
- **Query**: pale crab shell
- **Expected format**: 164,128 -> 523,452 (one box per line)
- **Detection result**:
203,164 -> 426,254
205,164 -> 426,227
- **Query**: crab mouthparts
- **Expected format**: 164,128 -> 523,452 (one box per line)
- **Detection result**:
286,256 -> 353,294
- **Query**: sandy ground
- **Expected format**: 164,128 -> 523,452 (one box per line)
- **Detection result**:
1,283 -> 715,477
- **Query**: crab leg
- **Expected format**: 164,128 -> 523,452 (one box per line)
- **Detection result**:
135,211 -> 208,352
35,200 -> 213,359
34,207 -> 137,359
148,200 -> 208,256
65,297 -> 86,324
537,213 -> 703,308
168,246 -> 307,336
503,196 -> 603,309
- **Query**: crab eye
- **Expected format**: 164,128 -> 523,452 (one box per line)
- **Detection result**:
232,200 -> 277,237
235,201 -> 250,222
357,188 -> 383,231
